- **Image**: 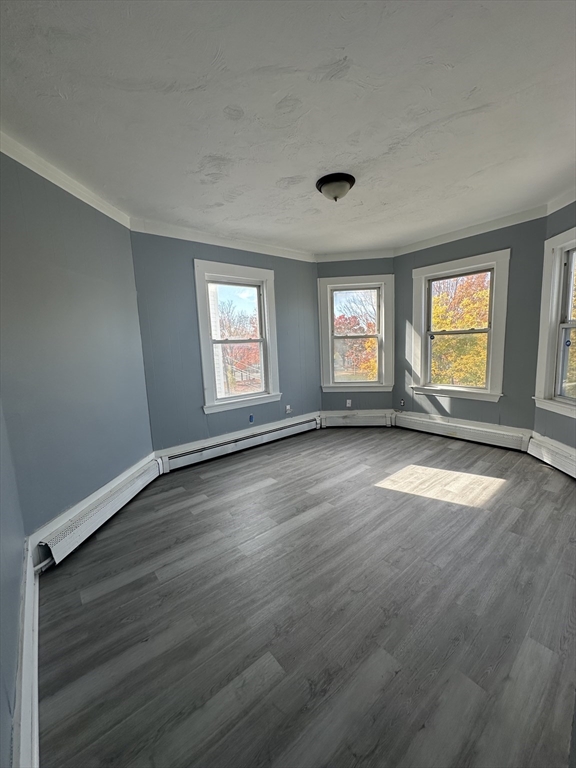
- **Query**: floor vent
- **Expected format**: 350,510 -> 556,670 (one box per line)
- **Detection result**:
40,459 -> 161,563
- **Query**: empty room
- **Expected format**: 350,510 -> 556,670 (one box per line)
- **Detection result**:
1,1 -> 576,767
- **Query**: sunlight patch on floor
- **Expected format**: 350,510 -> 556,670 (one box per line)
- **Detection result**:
375,465 -> 506,507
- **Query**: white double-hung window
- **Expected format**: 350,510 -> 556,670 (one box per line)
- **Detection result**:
318,275 -> 394,391
411,250 -> 510,401
194,260 -> 280,413
534,228 -> 576,418
557,248 -> 576,399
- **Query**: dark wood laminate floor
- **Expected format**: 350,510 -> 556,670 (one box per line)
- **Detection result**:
38,427 -> 576,768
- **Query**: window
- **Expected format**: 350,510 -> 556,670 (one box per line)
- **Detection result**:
194,260 -> 280,413
427,270 -> 492,389
411,250 -> 510,402
318,275 -> 394,392
556,248 -> 576,399
534,228 -> 576,418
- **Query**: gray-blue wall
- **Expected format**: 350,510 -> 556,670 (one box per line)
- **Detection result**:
316,258 -> 395,411
0,401 -> 25,768
534,408 -> 576,449
546,201 -> 576,240
393,217 -> 547,430
131,233 -> 321,451
319,207 -> 576,445
0,153 -> 153,535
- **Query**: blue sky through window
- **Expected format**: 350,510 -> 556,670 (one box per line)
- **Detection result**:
214,283 -> 258,315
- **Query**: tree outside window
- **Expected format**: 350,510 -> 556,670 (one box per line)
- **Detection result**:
427,271 -> 492,388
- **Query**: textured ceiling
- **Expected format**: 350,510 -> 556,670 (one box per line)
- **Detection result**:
1,0 -> 575,255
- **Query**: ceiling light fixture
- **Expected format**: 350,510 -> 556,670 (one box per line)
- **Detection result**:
316,172 -> 356,202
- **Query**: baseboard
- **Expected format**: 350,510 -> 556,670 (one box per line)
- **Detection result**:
12,543 -> 39,768
528,432 -> 576,478
11,415 -> 571,768
320,409 -> 395,427
12,453 -> 162,764
157,413 -> 321,471
394,411 -> 532,451
34,454 -> 161,565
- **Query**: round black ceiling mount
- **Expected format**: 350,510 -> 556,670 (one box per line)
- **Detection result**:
316,172 -> 356,202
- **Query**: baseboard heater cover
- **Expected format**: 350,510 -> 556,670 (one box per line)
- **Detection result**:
39,459 -> 161,563
321,410 -> 394,428
528,434 -> 576,478
167,417 -> 319,471
395,413 -> 531,451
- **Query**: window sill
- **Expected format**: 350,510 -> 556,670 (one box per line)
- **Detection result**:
411,385 -> 502,402
203,392 -> 282,414
321,385 -> 393,393
533,397 -> 576,419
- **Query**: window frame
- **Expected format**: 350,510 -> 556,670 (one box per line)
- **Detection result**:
411,250 -> 510,402
534,228 -> 576,418
554,248 -> 576,399
318,274 -> 394,392
194,260 -> 281,414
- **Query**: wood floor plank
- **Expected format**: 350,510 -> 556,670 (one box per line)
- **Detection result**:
139,651 -> 286,768
273,646 -> 401,768
396,671 -> 487,768
38,428 -> 576,768
468,636 -> 560,768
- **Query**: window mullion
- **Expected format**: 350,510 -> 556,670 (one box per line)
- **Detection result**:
427,328 -> 490,336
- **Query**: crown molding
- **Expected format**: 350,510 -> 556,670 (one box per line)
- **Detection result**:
0,132 -> 130,228
2,132 -> 573,264
129,218 -> 314,262
393,206 -> 548,257
314,249 -> 395,262
547,188 -> 576,216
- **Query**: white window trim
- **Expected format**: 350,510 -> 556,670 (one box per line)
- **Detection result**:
194,260 -> 281,414
410,250 -> 510,402
318,274 -> 394,392
534,228 -> 576,419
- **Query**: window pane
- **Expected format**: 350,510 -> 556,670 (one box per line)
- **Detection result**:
559,327 -> 576,399
333,289 -> 378,335
333,337 -> 378,382
213,342 -> 264,398
208,283 -> 260,340
430,333 -> 488,388
430,271 -> 491,332
568,251 -> 576,321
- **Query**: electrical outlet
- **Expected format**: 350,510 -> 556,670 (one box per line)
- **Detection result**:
346,399 -> 352,408
249,414 -> 254,423
285,404 -> 292,414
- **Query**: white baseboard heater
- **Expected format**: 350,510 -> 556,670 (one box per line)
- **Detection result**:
164,416 -> 320,472
394,412 -> 532,452
39,459 -> 161,563
528,433 -> 576,478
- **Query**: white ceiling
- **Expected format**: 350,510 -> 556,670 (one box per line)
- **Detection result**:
1,0 -> 575,256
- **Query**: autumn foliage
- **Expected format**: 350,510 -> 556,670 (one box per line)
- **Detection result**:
429,271 -> 491,387
216,299 -> 263,395
333,289 -> 379,382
